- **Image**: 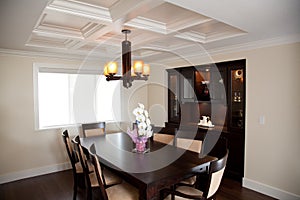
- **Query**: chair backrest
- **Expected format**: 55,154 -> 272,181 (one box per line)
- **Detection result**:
72,136 -> 88,171
207,136 -> 228,159
200,131 -> 228,158
72,135 -> 94,186
89,144 -> 109,200
176,137 -> 202,153
82,122 -> 106,138
203,148 -> 229,199
62,130 -> 76,168
153,133 -> 175,145
174,128 -> 202,153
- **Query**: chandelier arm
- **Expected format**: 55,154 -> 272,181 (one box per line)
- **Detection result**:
106,76 -> 122,81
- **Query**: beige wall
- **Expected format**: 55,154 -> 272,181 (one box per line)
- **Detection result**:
0,53 -> 148,179
147,42 -> 300,196
0,55 -> 79,175
213,43 -> 300,196
0,42 -> 299,197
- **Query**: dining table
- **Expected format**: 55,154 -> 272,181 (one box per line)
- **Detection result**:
80,132 -> 216,200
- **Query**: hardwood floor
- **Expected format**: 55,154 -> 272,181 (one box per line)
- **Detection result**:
0,170 -> 276,200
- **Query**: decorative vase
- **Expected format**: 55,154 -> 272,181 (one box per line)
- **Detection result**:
127,122 -> 150,154
135,139 -> 147,153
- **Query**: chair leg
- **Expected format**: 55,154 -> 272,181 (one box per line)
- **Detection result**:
87,187 -> 92,200
73,174 -> 78,200
78,173 -> 86,188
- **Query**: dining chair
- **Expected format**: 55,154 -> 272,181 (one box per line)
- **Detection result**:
175,137 -> 203,186
153,133 -> 175,145
89,143 -> 139,200
195,136 -> 228,192
62,130 -> 85,200
72,136 -> 123,200
161,148 -> 229,200
82,122 -> 106,138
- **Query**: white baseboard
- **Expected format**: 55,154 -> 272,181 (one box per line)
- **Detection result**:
243,178 -> 300,200
0,162 -> 71,184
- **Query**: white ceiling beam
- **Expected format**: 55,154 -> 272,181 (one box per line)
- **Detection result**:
109,0 -> 165,30
46,0 -> 112,23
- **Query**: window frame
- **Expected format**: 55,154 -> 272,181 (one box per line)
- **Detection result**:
33,63 -> 121,130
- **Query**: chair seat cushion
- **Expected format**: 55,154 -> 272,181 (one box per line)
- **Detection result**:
103,169 -> 122,186
177,186 -> 203,196
164,186 -> 203,200
106,182 -> 139,200
179,175 -> 197,185
89,169 -> 122,188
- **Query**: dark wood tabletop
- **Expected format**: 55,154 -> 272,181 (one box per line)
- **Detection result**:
80,132 -> 215,200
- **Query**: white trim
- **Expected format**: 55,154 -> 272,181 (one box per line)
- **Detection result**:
243,178 -> 300,200
33,65 -> 40,131
46,0 -> 112,23
0,48 -> 87,61
1,34 -> 299,61
160,34 -> 300,65
0,162 -> 71,184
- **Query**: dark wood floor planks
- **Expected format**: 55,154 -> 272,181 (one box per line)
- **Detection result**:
0,170 -> 276,200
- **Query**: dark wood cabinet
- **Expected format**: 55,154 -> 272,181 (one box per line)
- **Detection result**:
164,59 -> 246,182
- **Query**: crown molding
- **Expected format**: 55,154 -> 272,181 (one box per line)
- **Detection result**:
47,0 -> 112,23
1,34 -> 299,62
160,34 -> 300,65
0,48 -> 87,61
207,34 -> 300,56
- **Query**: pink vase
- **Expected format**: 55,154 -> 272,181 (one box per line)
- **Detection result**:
135,140 -> 146,153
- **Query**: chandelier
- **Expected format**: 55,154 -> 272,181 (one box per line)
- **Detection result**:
104,29 -> 150,88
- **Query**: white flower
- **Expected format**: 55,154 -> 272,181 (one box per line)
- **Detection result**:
146,118 -> 151,126
138,103 -> 145,110
133,107 -> 143,117
147,124 -> 152,131
132,103 -> 153,138
136,114 -> 146,123
138,129 -> 146,137
138,122 -> 147,130
144,110 -> 149,118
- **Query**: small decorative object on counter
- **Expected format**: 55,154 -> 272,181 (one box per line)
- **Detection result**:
198,115 -> 215,128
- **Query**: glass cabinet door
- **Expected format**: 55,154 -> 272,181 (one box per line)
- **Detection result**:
230,68 -> 245,130
180,67 -> 195,102
194,66 -> 210,101
168,70 -> 180,123
210,66 -> 227,102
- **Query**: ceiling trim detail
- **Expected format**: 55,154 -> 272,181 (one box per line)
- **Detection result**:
3,34 -> 299,62
47,0 -> 112,22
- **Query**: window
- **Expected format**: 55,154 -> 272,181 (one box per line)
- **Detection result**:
34,64 -> 121,130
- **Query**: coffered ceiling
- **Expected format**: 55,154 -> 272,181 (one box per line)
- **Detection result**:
0,0 -> 299,64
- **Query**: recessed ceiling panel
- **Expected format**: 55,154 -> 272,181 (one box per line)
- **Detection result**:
175,19 -> 246,43
146,36 -> 193,50
141,2 -> 209,26
76,0 -> 120,8
42,10 -> 89,30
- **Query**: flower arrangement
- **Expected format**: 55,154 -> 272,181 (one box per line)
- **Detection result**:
132,103 -> 153,138
127,103 -> 153,153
